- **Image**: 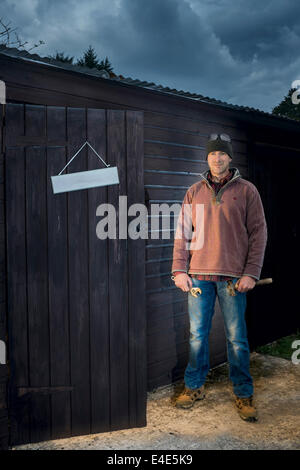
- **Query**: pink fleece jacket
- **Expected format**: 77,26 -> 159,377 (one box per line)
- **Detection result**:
171,167 -> 268,281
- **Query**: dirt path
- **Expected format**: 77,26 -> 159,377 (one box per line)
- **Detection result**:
12,353 -> 300,450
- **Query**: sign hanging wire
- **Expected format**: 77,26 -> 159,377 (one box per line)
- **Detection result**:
58,141 -> 110,176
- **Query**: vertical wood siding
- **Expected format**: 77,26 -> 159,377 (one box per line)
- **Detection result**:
4,104 -> 146,445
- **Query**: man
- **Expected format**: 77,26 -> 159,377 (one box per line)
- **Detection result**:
171,133 -> 268,422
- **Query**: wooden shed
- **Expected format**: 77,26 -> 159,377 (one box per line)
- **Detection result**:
0,45 -> 299,447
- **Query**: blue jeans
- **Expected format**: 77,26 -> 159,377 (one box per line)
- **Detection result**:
184,277 -> 253,398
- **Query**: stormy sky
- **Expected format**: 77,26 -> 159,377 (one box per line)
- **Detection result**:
2,0 -> 300,112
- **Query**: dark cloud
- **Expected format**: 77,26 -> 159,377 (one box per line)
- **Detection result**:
197,0 -> 300,62
1,0 -> 300,112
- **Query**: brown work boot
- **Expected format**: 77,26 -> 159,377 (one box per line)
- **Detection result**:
175,385 -> 205,409
235,395 -> 258,422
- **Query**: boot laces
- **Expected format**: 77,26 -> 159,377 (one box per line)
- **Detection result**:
239,396 -> 253,407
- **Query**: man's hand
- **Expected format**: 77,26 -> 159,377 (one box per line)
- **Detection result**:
174,273 -> 193,292
235,275 -> 256,293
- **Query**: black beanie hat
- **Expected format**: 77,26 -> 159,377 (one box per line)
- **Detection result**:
206,137 -> 233,160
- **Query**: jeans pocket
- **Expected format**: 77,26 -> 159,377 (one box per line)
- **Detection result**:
232,277 -> 242,288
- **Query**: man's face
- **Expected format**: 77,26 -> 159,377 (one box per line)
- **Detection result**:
207,151 -> 232,175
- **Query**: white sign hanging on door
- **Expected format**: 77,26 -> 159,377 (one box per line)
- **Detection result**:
51,141 -> 119,194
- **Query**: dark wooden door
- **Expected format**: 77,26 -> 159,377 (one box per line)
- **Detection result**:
3,104 -> 146,445
247,142 -> 298,348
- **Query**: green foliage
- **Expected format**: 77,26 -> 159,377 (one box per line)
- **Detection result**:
76,45 -> 114,74
47,51 -> 74,64
77,44 -> 99,68
47,45 -> 114,75
98,56 -> 113,73
272,88 -> 300,122
256,330 -> 300,360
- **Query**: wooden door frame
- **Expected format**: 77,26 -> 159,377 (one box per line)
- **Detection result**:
0,104 -> 9,449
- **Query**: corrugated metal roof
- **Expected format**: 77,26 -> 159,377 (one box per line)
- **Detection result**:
0,44 -> 298,125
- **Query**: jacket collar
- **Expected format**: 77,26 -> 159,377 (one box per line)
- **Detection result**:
200,167 -> 241,185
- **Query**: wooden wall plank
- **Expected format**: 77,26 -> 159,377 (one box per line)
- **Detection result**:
0,102 -> 9,450
107,110 -> 129,431
145,187 -> 187,203
5,104 -> 30,445
126,110 -> 147,428
46,104 -> 71,440
47,107 -> 66,141
87,108 -> 110,433
144,170 -> 201,187
144,155 -> 248,173
25,139 -> 51,443
144,111 -> 248,140
146,275 -> 174,292
146,288 -> 186,308
25,105 -> 46,138
0,103 -> 5,331
146,259 -> 173,276
67,107 -> 90,437
146,244 -> 173,260
144,155 -> 206,173
144,141 -> 248,168
145,141 -> 203,160
144,126 -> 248,154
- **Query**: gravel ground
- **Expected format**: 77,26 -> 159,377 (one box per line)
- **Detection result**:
12,352 -> 300,450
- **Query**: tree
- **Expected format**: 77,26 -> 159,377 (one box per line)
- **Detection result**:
272,88 -> 300,122
0,16 -> 44,51
76,45 -> 114,75
47,51 -> 74,64
77,45 -> 99,68
98,56 -> 113,74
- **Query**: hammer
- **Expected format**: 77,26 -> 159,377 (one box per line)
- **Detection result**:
228,277 -> 273,296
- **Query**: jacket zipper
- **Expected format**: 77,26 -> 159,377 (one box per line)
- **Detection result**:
215,174 -> 241,203
201,172 -> 241,204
